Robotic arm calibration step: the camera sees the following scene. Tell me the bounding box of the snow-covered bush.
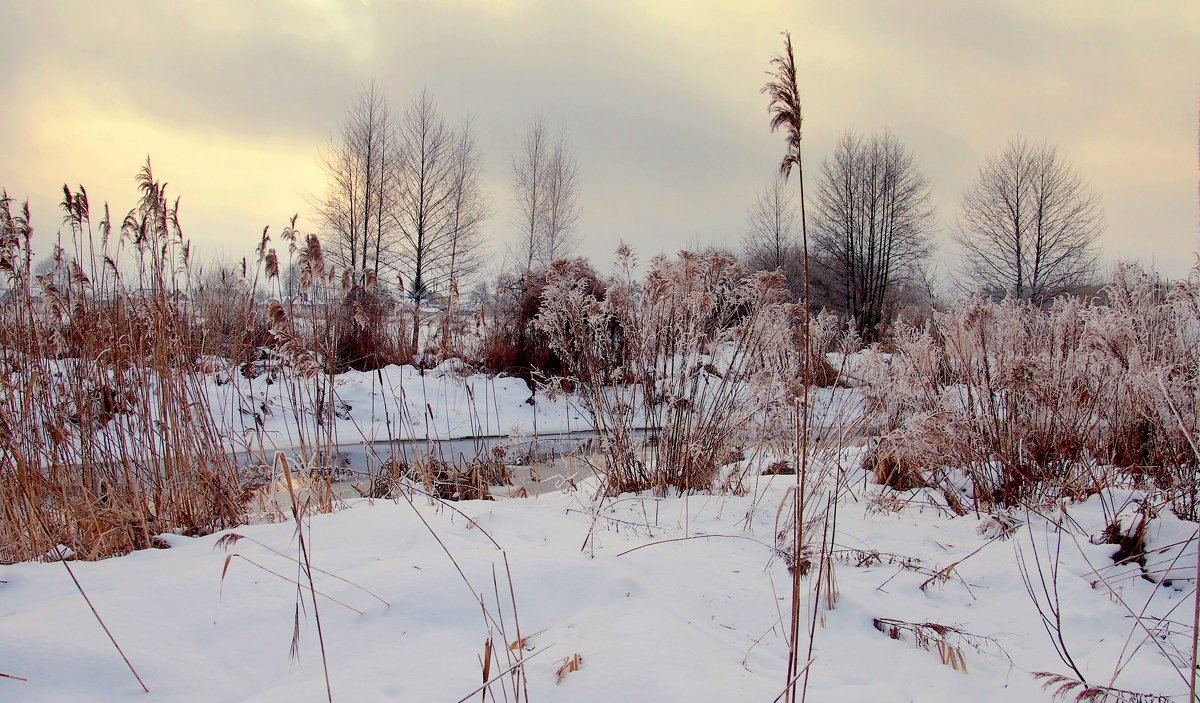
[861,261,1200,516]
[536,246,802,494]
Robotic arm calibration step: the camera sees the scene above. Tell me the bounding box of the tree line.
[315,79,1103,346]
[315,83,581,342]
[743,130,1104,341]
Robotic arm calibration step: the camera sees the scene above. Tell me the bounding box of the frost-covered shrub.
[861,261,1200,516]
[479,259,605,380]
[863,296,1097,507]
[536,246,801,494]
[1085,263,1200,517]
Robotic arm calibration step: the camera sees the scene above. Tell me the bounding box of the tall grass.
[0,162,553,562]
[0,164,242,562]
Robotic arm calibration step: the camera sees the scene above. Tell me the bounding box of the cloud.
[1,0,1196,280]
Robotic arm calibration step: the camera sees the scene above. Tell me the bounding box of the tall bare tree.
[389,92,493,349]
[512,117,548,273]
[541,132,581,264]
[317,86,493,349]
[317,85,491,309]
[742,174,801,293]
[955,136,1102,303]
[394,90,456,347]
[444,116,491,293]
[371,97,401,279]
[316,114,361,272]
[811,130,934,340]
[316,81,396,285]
[511,117,580,271]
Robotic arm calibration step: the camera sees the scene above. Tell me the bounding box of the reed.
[0,165,242,562]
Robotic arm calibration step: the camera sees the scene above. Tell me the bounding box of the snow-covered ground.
[206,359,864,455]
[207,360,590,453]
[3,354,1194,701]
[2,461,1193,702]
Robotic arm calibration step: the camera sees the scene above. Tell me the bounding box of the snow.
[1,461,1193,701]
[2,353,1193,701]
[1146,509,1200,584]
[9,355,866,467]
[203,359,864,460]
[207,361,591,453]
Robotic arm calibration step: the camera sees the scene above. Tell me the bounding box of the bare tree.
[512,117,548,273]
[316,81,397,285]
[811,130,934,340]
[371,97,401,279]
[394,90,456,347]
[955,136,1102,303]
[742,174,801,293]
[443,116,491,293]
[315,118,360,272]
[511,117,580,271]
[317,86,492,350]
[541,132,581,264]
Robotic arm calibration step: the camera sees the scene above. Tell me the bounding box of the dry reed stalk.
[452,646,550,703]
[480,637,493,702]
[762,29,815,703]
[279,453,334,702]
[215,532,390,607]
[384,462,532,702]
[46,539,149,693]
[553,653,582,684]
[1,168,243,563]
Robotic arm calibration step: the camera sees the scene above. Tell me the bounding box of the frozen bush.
[535,246,803,494]
[861,261,1200,516]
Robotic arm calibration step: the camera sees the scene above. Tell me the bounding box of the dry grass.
[554,653,582,684]
[0,169,243,563]
[0,163,538,562]
[364,455,512,502]
[1031,672,1172,703]
[873,618,970,672]
[0,167,416,562]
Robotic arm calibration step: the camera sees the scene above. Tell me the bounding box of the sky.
[2,0,1198,282]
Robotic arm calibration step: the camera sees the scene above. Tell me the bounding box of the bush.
[330,279,412,372]
[191,264,272,367]
[536,247,801,494]
[860,262,1200,515]
[479,259,605,380]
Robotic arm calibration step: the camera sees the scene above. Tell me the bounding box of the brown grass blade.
[554,653,582,684]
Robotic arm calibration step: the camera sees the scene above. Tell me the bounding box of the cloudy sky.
[2,1,1198,281]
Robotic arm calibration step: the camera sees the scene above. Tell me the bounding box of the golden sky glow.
[2,0,1198,278]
